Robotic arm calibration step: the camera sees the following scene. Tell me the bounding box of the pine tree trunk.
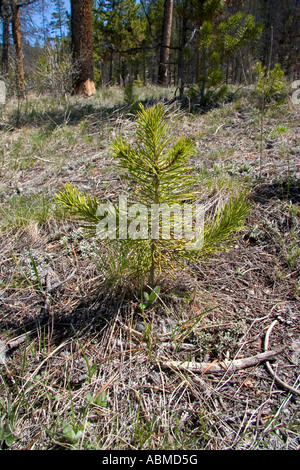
[178,14,188,99]
[158,0,174,85]
[71,0,96,96]
[1,1,10,76]
[11,2,25,97]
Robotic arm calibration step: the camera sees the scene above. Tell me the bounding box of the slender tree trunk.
[178,14,188,99]
[158,0,174,85]
[71,0,96,96]
[11,2,25,97]
[109,48,114,84]
[199,46,207,105]
[195,46,201,83]
[2,1,10,76]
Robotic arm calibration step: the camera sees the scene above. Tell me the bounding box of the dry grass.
[0,87,299,450]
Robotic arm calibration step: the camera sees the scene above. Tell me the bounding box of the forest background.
[0,0,299,100]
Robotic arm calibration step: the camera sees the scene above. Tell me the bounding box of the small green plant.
[139,285,161,359]
[85,390,108,408]
[124,81,139,110]
[253,61,287,177]
[139,286,160,310]
[0,417,15,448]
[56,103,249,289]
[60,421,83,446]
[0,384,18,449]
[0,404,16,449]
[72,327,97,384]
[134,75,144,88]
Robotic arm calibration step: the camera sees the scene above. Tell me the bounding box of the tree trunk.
[11,2,25,97]
[1,1,10,76]
[71,0,96,96]
[199,46,207,105]
[158,0,174,85]
[178,13,188,99]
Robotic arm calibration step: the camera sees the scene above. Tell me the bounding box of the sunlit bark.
[71,0,96,96]
[11,1,25,97]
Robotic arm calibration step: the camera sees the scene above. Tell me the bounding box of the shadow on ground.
[0,289,125,356]
[4,96,179,131]
[251,178,300,204]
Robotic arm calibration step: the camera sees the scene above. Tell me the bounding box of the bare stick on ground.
[161,348,285,375]
[264,320,300,397]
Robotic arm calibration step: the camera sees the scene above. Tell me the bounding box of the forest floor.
[0,86,299,450]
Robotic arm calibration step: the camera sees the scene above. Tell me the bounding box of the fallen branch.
[264,320,300,397]
[161,348,285,375]
[32,154,55,163]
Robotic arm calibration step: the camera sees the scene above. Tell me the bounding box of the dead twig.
[31,155,55,164]
[41,270,52,317]
[160,348,285,375]
[264,320,300,397]
[48,267,77,293]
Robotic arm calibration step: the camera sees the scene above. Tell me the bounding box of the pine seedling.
[254,62,287,178]
[56,103,249,289]
[124,81,139,110]
[110,103,199,285]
